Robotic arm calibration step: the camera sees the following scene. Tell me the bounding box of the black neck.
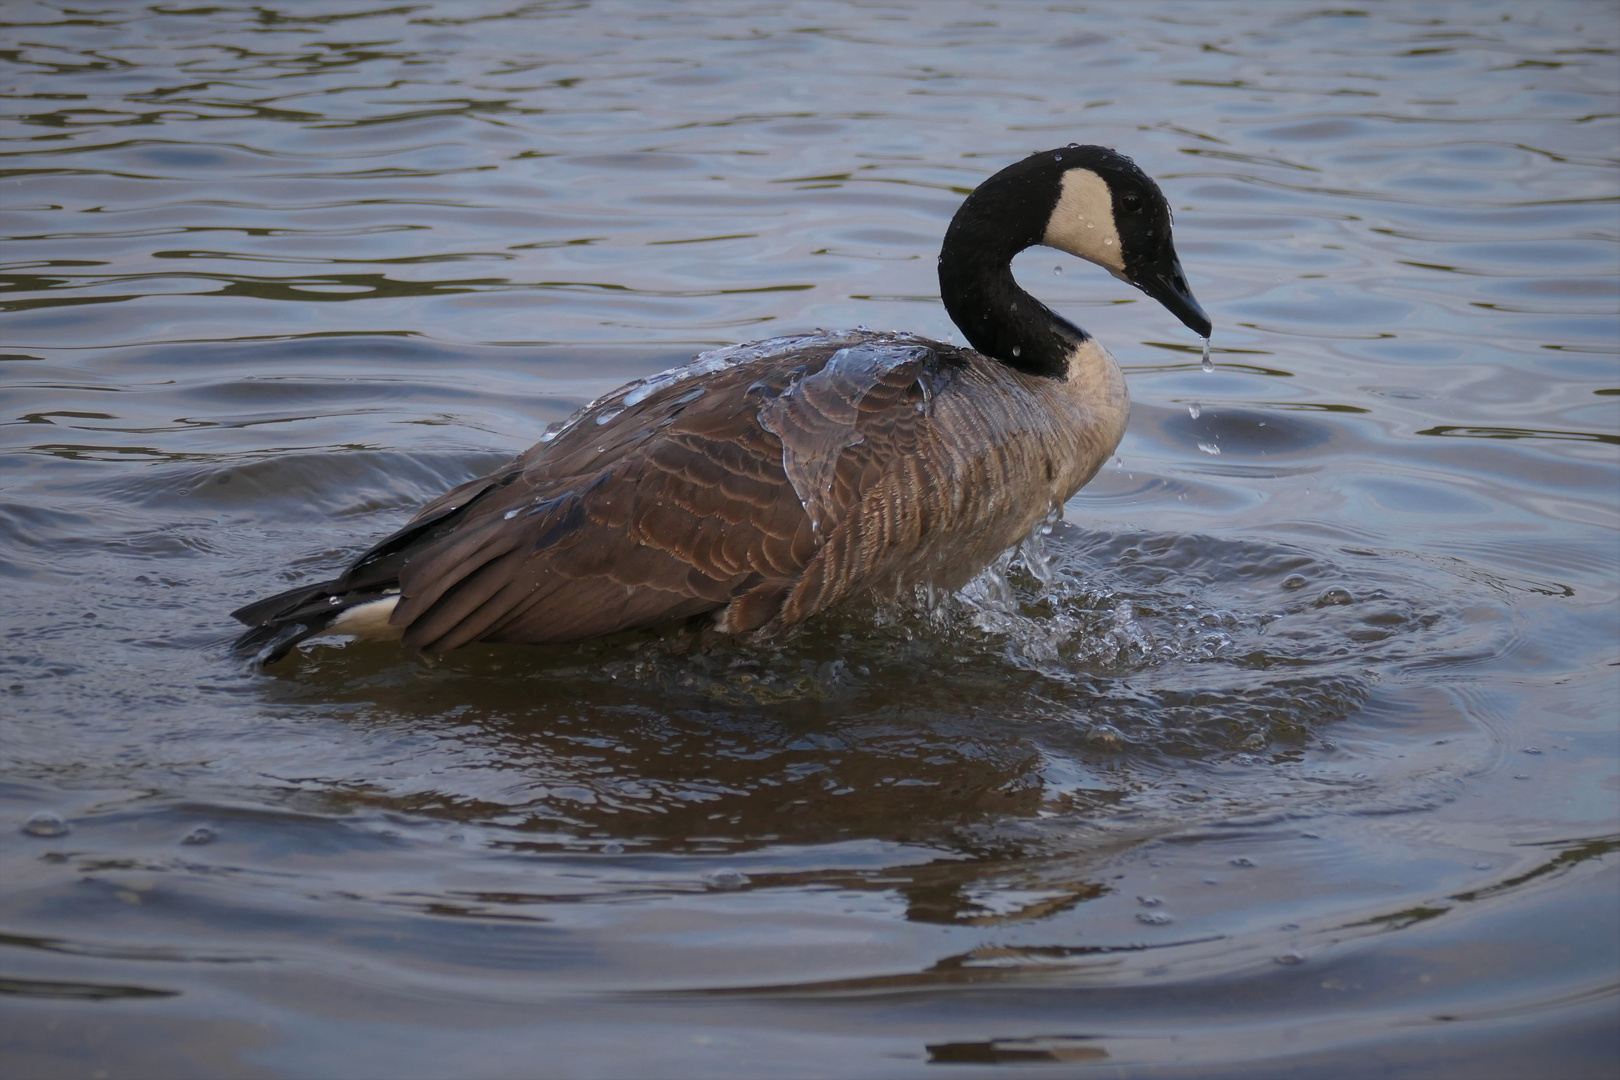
[937,176,1089,380]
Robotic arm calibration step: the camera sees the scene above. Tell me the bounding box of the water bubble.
[1201,338,1214,373]
[600,841,624,855]
[1275,952,1306,966]
[1229,856,1256,868]
[1136,895,1164,908]
[1053,264,1063,276]
[703,868,750,890]
[1188,402,1201,419]
[1314,587,1354,607]
[181,826,214,846]
[1282,575,1308,590]
[1522,746,1542,755]
[1136,911,1174,926]
[22,811,68,838]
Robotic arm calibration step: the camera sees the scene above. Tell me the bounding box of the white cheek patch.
[1042,168,1127,277]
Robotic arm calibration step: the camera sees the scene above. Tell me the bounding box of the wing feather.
[238,332,973,658]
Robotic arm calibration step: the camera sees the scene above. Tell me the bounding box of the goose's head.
[1041,145,1211,338]
[941,144,1212,345]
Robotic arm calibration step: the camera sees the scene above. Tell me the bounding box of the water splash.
[758,341,933,537]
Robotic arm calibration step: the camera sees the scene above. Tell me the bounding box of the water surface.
[2,2,1617,1077]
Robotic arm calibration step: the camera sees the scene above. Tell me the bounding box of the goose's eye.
[1121,191,1143,214]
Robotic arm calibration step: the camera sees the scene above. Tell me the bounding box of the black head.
[942,145,1212,343]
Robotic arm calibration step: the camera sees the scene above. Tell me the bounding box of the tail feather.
[232,620,318,665]
[230,475,515,663]
[230,581,398,664]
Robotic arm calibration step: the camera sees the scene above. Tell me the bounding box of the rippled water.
[3,2,1617,1076]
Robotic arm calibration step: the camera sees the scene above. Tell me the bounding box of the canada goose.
[233,144,1210,662]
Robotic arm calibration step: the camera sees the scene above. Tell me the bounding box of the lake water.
[2,1,1616,1076]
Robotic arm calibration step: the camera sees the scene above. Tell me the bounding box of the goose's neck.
[938,232,1088,380]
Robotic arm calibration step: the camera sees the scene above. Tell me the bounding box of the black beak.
[1134,254,1212,339]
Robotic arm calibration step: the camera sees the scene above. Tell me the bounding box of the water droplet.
[1053,264,1063,276]
[22,812,68,838]
[1201,338,1214,373]
[1010,345,1022,357]
[503,508,521,520]
[1197,442,1220,456]
[1188,402,1201,419]
[181,826,214,846]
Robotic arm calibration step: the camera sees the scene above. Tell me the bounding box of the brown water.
[2,2,1617,1077]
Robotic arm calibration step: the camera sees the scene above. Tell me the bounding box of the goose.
[232,144,1210,663]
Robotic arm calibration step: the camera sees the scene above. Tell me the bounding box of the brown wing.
[386,333,957,653]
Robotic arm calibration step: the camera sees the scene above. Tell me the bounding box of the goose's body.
[234,145,1209,662]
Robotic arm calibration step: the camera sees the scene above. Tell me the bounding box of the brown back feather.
[387,333,958,653]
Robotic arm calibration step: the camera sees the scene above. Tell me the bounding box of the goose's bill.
[1136,257,1212,339]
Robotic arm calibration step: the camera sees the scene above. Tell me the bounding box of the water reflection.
[928,1037,1107,1065]
[237,518,1491,868]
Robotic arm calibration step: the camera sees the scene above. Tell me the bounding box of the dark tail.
[231,473,518,664]
[230,581,394,664]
